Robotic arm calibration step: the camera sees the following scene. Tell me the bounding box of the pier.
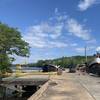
[28,71,100,100]
[0,71,100,100]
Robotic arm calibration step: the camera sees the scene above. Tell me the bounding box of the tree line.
[27,56,94,68]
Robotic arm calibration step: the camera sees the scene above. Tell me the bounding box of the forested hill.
[27,56,94,68]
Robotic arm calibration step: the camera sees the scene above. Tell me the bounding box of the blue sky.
[0,0,100,64]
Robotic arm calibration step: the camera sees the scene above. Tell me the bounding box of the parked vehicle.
[87,53,100,76]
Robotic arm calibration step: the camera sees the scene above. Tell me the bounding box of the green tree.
[0,23,30,73]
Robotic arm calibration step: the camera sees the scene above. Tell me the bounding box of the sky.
[0,0,100,64]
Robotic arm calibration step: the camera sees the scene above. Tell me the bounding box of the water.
[0,85,38,100]
[0,67,44,99]
[11,67,42,72]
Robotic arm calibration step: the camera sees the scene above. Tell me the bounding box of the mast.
[85,46,87,62]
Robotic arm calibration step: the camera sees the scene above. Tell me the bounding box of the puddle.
[49,82,57,86]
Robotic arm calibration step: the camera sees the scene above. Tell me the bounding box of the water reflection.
[0,85,38,100]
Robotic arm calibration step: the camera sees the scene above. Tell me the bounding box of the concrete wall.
[28,80,49,100]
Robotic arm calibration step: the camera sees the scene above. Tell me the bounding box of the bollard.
[57,68,62,75]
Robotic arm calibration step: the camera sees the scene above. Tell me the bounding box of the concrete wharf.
[29,71,100,100]
[1,75,49,86]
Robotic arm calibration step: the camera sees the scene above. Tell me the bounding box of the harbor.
[0,0,100,100]
[0,65,100,100]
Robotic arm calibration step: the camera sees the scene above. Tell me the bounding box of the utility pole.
[85,46,87,62]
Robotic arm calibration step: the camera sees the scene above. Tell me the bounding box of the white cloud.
[96,46,100,52]
[86,39,97,44]
[11,7,98,64]
[67,18,91,40]
[55,8,58,14]
[49,41,68,48]
[23,22,68,48]
[75,47,85,52]
[12,54,44,64]
[78,0,96,11]
[49,24,63,39]
[56,15,68,22]
[23,10,95,49]
[49,8,68,22]
[75,46,95,52]
[24,17,95,48]
[70,43,78,47]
